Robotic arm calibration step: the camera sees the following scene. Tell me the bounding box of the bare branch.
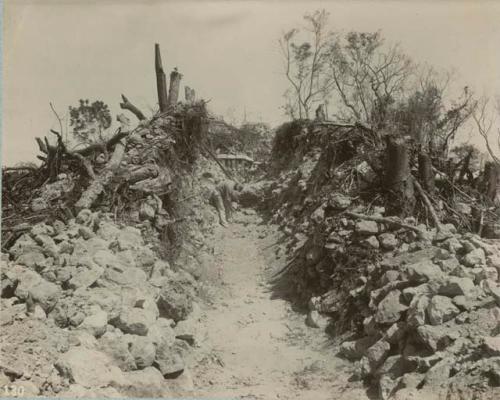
[120,94,146,120]
[50,102,64,139]
[473,97,500,164]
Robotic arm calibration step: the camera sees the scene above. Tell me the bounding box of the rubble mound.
[1,103,226,396]
[266,121,500,399]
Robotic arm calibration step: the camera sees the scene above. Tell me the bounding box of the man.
[210,180,243,226]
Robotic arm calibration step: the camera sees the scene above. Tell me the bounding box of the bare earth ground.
[189,212,369,400]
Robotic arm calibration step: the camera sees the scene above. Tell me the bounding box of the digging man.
[211,180,243,226]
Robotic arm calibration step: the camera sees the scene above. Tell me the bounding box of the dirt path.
[190,212,369,400]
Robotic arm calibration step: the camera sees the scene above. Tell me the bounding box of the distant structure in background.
[216,153,255,172]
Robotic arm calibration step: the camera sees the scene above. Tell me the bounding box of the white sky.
[3,0,500,165]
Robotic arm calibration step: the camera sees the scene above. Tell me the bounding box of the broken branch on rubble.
[75,114,132,210]
[120,94,146,121]
[344,211,425,234]
[413,179,442,232]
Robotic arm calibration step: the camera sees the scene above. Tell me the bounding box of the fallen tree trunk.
[344,211,425,235]
[122,164,159,184]
[75,114,131,210]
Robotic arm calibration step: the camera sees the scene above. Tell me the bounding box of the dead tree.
[75,114,131,210]
[168,68,182,107]
[155,44,168,112]
[36,135,63,181]
[384,135,415,216]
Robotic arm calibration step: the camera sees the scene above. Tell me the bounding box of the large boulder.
[102,266,148,287]
[147,318,176,347]
[427,295,460,325]
[376,356,405,399]
[80,306,108,338]
[174,318,203,346]
[378,233,398,250]
[68,266,104,290]
[16,250,48,269]
[55,347,125,388]
[403,261,444,283]
[375,290,408,324]
[154,341,185,376]
[157,283,193,322]
[74,288,122,321]
[98,334,136,371]
[9,234,41,259]
[115,227,144,251]
[7,265,61,312]
[407,295,429,327]
[356,220,379,235]
[339,336,379,361]
[462,248,486,267]
[70,237,109,263]
[113,307,156,336]
[438,277,475,297]
[483,336,500,356]
[361,339,391,376]
[416,325,459,353]
[129,336,156,369]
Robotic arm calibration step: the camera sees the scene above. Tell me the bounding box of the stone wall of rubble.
[268,122,500,399]
[1,109,225,396]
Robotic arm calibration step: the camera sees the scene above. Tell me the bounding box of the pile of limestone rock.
[304,206,500,399]
[0,208,205,397]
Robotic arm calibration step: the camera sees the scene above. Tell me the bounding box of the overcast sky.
[4,0,500,165]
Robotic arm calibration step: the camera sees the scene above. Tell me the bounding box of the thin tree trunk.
[155,44,168,112]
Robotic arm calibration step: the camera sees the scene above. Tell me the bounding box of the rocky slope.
[266,121,500,399]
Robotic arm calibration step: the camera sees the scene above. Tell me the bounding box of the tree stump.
[418,152,434,193]
[384,135,415,216]
[482,161,500,206]
[168,68,182,107]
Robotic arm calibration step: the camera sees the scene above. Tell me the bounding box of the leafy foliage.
[69,99,112,144]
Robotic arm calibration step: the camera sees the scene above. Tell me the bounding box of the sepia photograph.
[2,1,500,399]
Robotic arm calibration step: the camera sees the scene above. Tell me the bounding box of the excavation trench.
[186,211,367,400]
